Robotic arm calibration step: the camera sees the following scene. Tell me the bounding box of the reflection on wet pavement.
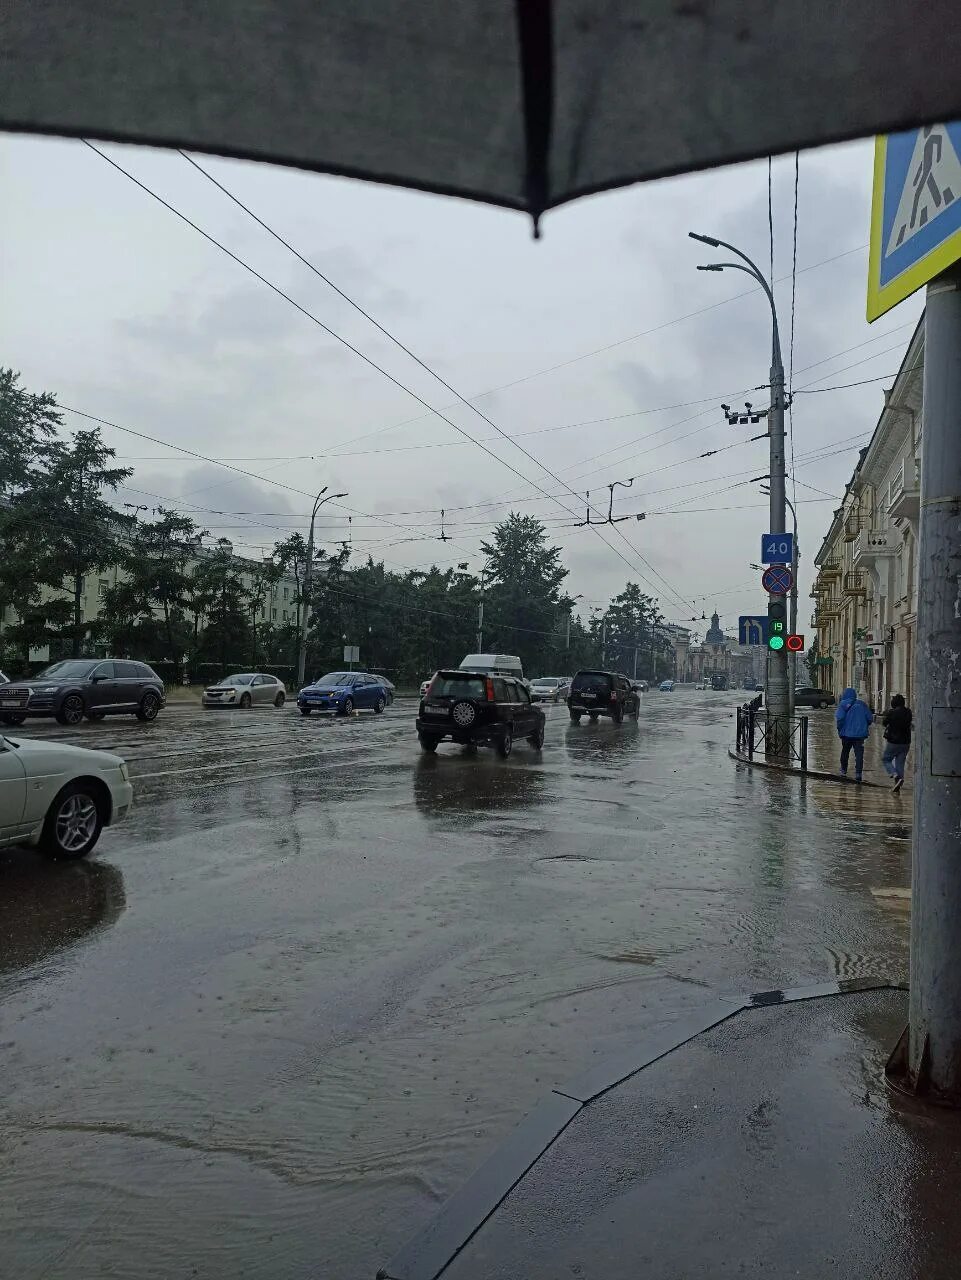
[0,692,912,1277]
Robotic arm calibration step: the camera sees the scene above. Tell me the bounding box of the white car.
[0,734,133,859]
[529,677,569,702]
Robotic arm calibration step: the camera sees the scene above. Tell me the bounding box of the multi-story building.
[812,318,922,707]
[0,529,302,662]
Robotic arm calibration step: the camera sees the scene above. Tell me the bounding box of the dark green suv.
[568,670,640,723]
[416,670,545,757]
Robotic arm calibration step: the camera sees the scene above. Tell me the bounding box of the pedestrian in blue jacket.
[835,687,874,782]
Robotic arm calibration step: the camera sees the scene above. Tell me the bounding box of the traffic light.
[767,599,786,651]
[786,633,805,652]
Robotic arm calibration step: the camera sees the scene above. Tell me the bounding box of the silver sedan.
[202,673,287,709]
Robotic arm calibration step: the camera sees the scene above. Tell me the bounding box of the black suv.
[416,670,545,757]
[568,670,640,723]
[1,659,166,726]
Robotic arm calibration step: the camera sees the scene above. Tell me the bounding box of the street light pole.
[296,488,348,688]
[690,232,790,754]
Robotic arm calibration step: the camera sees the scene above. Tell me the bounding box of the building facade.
[686,613,756,685]
[812,319,922,708]
[0,533,302,663]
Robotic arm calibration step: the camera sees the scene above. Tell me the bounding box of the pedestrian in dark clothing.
[881,694,912,792]
[835,686,874,782]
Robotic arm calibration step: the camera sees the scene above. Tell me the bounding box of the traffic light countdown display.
[767,599,803,651]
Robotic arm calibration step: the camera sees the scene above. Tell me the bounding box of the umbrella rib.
[515,0,554,232]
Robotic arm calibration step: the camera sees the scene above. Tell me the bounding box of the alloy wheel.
[55,793,98,853]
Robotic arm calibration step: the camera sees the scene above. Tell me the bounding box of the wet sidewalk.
[805,710,913,790]
[383,986,961,1280]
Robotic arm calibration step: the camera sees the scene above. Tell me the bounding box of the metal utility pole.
[904,265,961,1102]
[601,617,607,667]
[476,600,484,651]
[690,231,789,755]
[296,487,348,688]
[764,486,799,706]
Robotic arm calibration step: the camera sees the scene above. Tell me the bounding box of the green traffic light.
[768,635,785,651]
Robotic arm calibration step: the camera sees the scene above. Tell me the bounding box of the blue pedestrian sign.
[868,122,961,321]
[739,616,769,646]
[761,532,794,564]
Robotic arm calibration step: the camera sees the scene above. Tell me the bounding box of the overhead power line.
[86,141,691,609]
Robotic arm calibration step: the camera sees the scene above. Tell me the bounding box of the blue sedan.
[297,671,390,716]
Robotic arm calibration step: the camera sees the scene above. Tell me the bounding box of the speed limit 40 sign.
[761,532,794,564]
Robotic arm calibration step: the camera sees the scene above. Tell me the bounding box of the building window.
[98,579,109,600]
[282,610,289,622]
[271,607,277,620]
[283,587,289,601]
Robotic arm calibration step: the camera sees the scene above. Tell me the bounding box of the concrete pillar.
[907,266,961,1101]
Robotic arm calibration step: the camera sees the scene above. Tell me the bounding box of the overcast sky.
[0,130,923,640]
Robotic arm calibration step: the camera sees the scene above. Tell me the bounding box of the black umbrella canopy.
[2,1,959,225]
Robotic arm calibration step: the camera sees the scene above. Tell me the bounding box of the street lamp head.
[332,492,348,499]
[696,263,724,272]
[688,231,721,248]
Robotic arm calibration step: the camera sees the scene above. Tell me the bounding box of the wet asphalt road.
[0,691,912,1278]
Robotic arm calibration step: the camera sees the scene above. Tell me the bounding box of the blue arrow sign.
[761,532,794,564]
[739,616,769,646]
[868,123,961,320]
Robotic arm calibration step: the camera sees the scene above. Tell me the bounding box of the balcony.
[889,461,920,522]
[843,512,865,541]
[820,558,842,578]
[843,570,868,597]
[852,529,897,567]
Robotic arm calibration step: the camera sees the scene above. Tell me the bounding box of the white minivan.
[459,654,525,681]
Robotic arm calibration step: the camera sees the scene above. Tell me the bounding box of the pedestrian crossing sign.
[868,122,961,320]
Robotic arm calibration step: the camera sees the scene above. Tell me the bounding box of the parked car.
[458,653,524,680]
[202,672,286,709]
[298,671,390,716]
[0,659,166,726]
[0,731,133,858]
[529,676,569,702]
[694,679,708,690]
[631,679,649,693]
[417,670,544,756]
[794,686,836,708]
[420,678,433,699]
[567,670,640,723]
[659,679,675,691]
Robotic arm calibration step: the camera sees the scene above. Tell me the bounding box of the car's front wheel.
[340,697,354,716]
[40,782,104,859]
[497,728,513,758]
[136,692,160,722]
[239,692,252,709]
[56,694,85,726]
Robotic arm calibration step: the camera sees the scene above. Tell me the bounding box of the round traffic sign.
[761,563,794,594]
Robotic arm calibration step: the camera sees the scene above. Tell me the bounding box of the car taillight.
[486,678,495,701]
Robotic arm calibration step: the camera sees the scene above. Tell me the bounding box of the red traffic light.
[786,633,805,652]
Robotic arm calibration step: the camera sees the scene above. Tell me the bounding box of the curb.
[728,746,886,787]
[378,979,907,1280]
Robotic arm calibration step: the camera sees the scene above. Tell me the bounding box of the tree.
[188,540,252,675]
[0,367,62,497]
[98,507,202,667]
[598,583,661,677]
[480,513,570,674]
[7,429,133,656]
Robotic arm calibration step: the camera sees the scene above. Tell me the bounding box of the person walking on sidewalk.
[881,693,912,792]
[835,687,874,783]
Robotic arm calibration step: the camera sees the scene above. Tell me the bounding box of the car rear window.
[572,671,613,693]
[429,674,486,699]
